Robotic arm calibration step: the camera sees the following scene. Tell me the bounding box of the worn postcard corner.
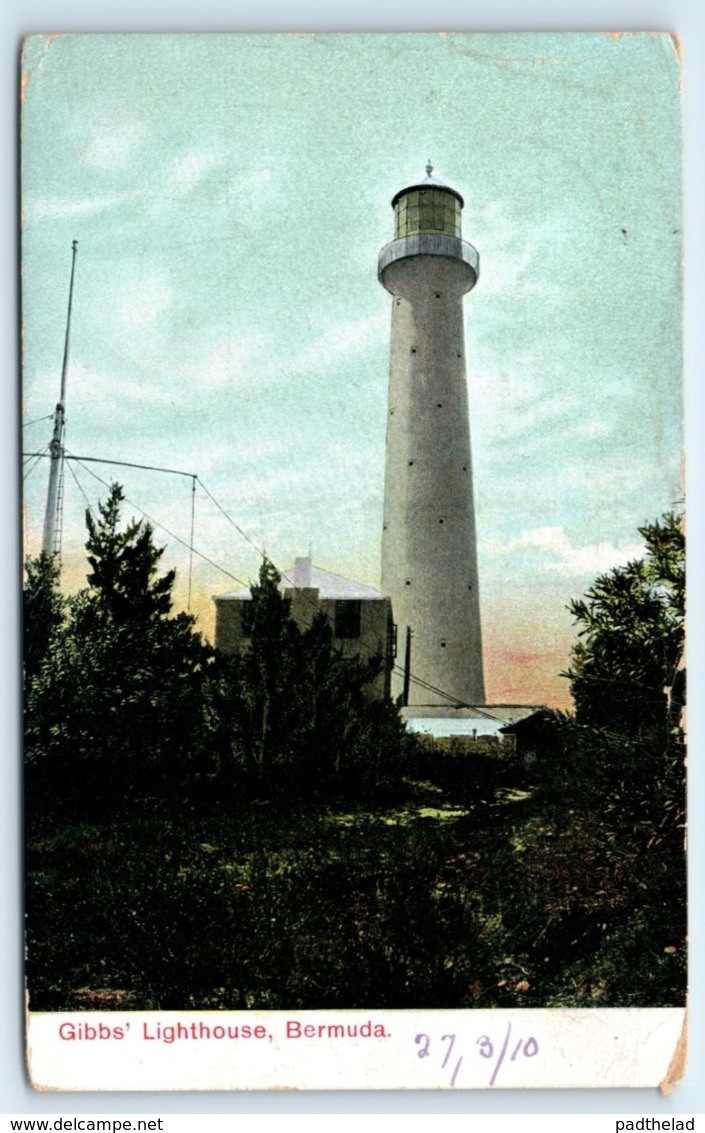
[659,1010,688,1096]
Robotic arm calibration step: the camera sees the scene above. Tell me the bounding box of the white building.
[213,557,394,699]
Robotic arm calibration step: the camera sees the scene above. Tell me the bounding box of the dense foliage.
[24,501,686,1011]
[524,511,686,1004]
[25,486,218,812]
[564,511,685,734]
[219,559,406,799]
[24,484,406,811]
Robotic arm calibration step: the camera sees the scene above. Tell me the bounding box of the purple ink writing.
[415,1022,539,1087]
[477,1021,539,1086]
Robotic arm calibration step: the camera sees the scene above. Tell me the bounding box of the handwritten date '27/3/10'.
[415,1022,539,1088]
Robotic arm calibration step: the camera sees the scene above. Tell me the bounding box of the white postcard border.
[27,1008,686,1092]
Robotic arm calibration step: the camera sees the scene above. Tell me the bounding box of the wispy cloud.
[176,332,261,390]
[287,312,387,377]
[116,276,174,332]
[154,157,274,213]
[473,384,572,444]
[509,526,645,575]
[79,119,146,170]
[559,457,670,494]
[30,361,180,416]
[173,310,387,396]
[168,148,222,197]
[472,201,570,299]
[25,192,137,222]
[226,167,273,197]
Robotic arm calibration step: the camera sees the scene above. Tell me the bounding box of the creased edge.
[659,1008,687,1094]
[669,32,683,66]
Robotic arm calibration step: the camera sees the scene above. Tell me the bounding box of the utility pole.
[402,625,412,708]
[42,239,78,558]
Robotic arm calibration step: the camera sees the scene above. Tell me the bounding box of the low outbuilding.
[213,557,395,699]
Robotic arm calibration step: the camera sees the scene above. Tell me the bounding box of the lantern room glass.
[394,189,461,239]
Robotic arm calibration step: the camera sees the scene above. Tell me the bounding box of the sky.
[20,32,683,708]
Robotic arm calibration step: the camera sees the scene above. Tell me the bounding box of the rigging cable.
[65,456,96,519]
[393,665,466,708]
[23,445,49,479]
[28,449,483,702]
[196,477,265,559]
[195,476,327,620]
[392,664,502,716]
[67,452,249,590]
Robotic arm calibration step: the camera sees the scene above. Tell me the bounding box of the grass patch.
[26,770,685,1011]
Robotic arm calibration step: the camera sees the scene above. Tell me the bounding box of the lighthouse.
[379,165,485,707]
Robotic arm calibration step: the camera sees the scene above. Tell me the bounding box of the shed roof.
[215,557,386,602]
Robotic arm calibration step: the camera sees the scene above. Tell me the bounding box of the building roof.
[498,709,557,736]
[401,704,545,725]
[400,705,546,736]
[214,557,386,602]
[391,164,464,209]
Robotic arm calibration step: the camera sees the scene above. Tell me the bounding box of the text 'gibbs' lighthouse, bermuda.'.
[379,164,485,708]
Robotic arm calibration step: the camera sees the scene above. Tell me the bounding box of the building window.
[334,599,361,640]
[240,602,254,638]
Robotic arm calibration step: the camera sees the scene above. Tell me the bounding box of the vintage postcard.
[21,33,685,1091]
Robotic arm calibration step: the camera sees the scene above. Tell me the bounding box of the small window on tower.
[335,600,361,640]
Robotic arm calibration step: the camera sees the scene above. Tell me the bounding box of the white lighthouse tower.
[379,165,485,707]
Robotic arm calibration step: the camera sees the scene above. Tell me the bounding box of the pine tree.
[23,552,64,684]
[226,559,404,797]
[25,485,218,811]
[83,483,174,625]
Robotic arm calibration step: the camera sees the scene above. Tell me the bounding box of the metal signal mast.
[42,239,78,558]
